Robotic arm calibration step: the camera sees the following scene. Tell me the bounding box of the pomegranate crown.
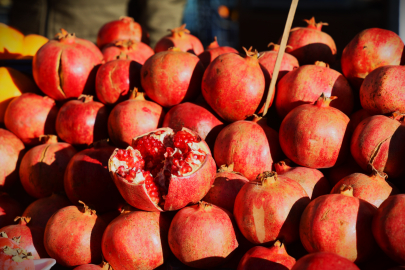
[39,135,58,144]
[169,24,190,37]
[115,39,138,49]
[242,46,262,59]
[390,111,405,122]
[217,163,243,176]
[55,28,75,40]
[339,185,354,197]
[267,42,293,51]
[256,171,277,186]
[14,216,31,226]
[315,93,337,107]
[119,16,135,23]
[207,37,220,50]
[79,200,97,215]
[304,17,328,30]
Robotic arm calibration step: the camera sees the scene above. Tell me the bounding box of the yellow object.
[21,34,49,58]
[0,23,24,59]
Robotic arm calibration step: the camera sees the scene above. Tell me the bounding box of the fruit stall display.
[0,12,405,270]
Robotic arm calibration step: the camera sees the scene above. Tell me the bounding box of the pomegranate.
[44,201,107,267]
[0,128,25,190]
[214,120,273,181]
[168,202,238,268]
[33,29,103,101]
[109,127,216,212]
[202,164,249,213]
[0,193,22,228]
[154,24,203,55]
[64,140,125,213]
[102,210,170,270]
[341,28,404,90]
[4,93,58,145]
[19,135,76,198]
[279,94,350,168]
[234,172,310,245]
[274,159,330,199]
[198,37,238,68]
[55,95,109,146]
[202,47,266,122]
[275,61,354,118]
[253,115,284,163]
[141,47,204,107]
[285,17,337,65]
[22,193,71,229]
[300,186,378,263]
[97,16,149,48]
[108,90,165,148]
[73,261,111,270]
[291,252,360,270]
[101,39,154,64]
[325,154,366,187]
[0,233,35,270]
[95,53,142,106]
[351,113,405,178]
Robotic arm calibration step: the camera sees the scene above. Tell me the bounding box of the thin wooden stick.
[262,0,299,116]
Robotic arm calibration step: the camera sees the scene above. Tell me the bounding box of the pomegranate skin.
[73,262,110,270]
[325,155,366,187]
[279,94,350,169]
[348,109,371,134]
[214,121,273,181]
[198,38,238,68]
[360,65,405,115]
[56,96,109,146]
[0,236,35,270]
[291,252,360,270]
[275,63,354,118]
[168,202,238,269]
[44,203,108,267]
[234,172,310,245]
[0,193,23,228]
[101,40,154,64]
[33,30,103,101]
[4,93,58,145]
[0,129,25,190]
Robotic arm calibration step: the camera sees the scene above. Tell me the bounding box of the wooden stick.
[262,0,299,116]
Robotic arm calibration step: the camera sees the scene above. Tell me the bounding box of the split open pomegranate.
[109,127,216,212]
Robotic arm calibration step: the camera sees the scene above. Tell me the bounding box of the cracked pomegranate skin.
[101,41,154,64]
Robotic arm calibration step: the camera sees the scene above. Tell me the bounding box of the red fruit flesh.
[291,252,360,270]
[109,127,216,211]
[275,62,354,118]
[44,202,107,267]
[0,193,22,228]
[4,93,58,145]
[0,234,35,270]
[234,172,310,245]
[33,29,103,101]
[168,202,239,269]
[341,28,404,90]
[198,37,238,68]
[108,92,165,148]
[141,47,204,107]
[0,129,25,190]
[56,95,109,146]
[101,40,154,64]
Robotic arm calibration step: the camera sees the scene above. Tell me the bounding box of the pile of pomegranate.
[1,15,405,270]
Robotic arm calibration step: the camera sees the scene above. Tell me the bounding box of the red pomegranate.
[214,120,273,181]
[19,135,77,198]
[0,129,25,190]
[141,47,204,107]
[22,193,71,229]
[202,47,266,122]
[202,164,249,213]
[253,116,285,163]
[325,154,366,187]
[279,94,350,168]
[64,141,125,213]
[102,210,170,270]
[291,252,360,270]
[154,24,203,55]
[73,262,112,270]
[234,172,310,245]
[108,91,165,148]
[274,159,330,199]
[285,17,337,65]
[97,16,149,48]
[275,61,354,118]
[351,113,405,178]
[101,39,154,64]
[95,54,142,106]
[44,201,108,267]
[55,95,109,146]
[300,186,378,263]
[0,193,22,228]
[348,109,371,134]
[341,28,404,90]
[198,37,238,68]
[109,127,216,212]
[168,202,238,268]
[4,93,58,145]
[33,29,103,101]
[360,65,405,115]
[0,233,35,270]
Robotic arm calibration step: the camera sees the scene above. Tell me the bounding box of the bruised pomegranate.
[285,17,337,65]
[33,29,103,101]
[102,210,170,270]
[234,172,310,245]
[44,201,107,267]
[300,186,378,263]
[154,24,203,55]
[0,233,34,270]
[101,39,154,64]
[4,93,58,145]
[198,37,238,68]
[168,202,238,268]
[0,193,22,228]
[109,127,216,211]
[73,262,111,270]
[291,252,360,270]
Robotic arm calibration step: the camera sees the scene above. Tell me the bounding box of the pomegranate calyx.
[39,135,58,144]
[170,24,190,38]
[14,216,31,226]
[129,87,146,101]
[390,111,405,122]
[117,51,130,60]
[78,95,94,103]
[168,47,182,52]
[304,17,328,31]
[370,166,388,180]
[78,200,97,216]
[267,43,293,51]
[339,185,354,197]
[274,160,293,174]
[257,171,277,186]
[315,61,329,67]
[218,163,235,173]
[198,201,213,209]
[99,261,113,270]
[0,232,8,238]
[207,37,220,50]
[120,204,136,214]
[119,16,134,23]
[55,29,76,40]
[242,47,261,60]
[315,93,337,107]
